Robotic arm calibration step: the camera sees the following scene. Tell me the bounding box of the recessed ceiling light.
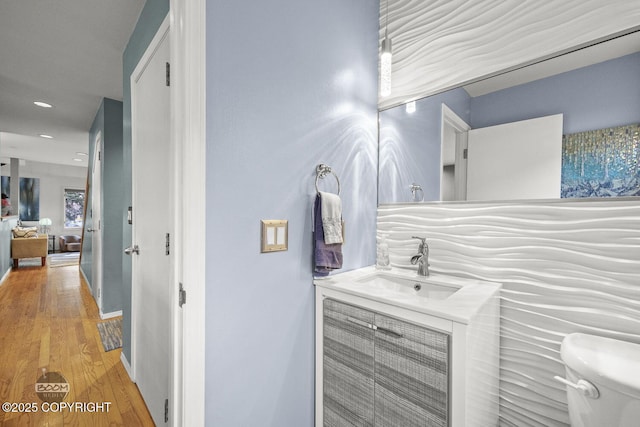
[39,134,53,139]
[34,101,53,108]
[75,152,88,156]
[73,158,83,162]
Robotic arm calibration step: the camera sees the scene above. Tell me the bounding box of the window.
[64,189,85,228]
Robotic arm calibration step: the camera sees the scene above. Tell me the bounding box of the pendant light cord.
[385,0,389,40]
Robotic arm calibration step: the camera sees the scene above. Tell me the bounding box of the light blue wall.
[379,88,470,203]
[84,98,125,314]
[82,101,103,281]
[102,99,124,313]
[121,0,169,362]
[0,217,18,279]
[205,0,379,425]
[470,52,640,133]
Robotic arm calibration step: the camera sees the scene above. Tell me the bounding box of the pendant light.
[380,0,392,97]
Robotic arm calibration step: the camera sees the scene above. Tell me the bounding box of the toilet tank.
[560,333,640,427]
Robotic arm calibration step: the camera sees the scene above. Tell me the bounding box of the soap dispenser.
[376,234,391,270]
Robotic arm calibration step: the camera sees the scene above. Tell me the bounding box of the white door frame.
[169,1,206,425]
[126,4,206,425]
[441,104,471,201]
[91,131,103,312]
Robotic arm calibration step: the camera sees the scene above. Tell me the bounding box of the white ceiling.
[0,0,146,168]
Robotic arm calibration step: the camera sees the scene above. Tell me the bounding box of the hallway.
[0,263,154,426]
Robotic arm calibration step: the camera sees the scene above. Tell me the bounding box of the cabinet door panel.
[374,314,449,427]
[323,299,375,426]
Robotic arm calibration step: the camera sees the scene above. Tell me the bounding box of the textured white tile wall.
[379,0,640,109]
[378,199,640,426]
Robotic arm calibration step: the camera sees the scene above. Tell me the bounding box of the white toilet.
[555,333,640,427]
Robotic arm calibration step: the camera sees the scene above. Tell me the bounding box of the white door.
[91,132,103,311]
[440,104,470,201]
[466,114,563,201]
[130,25,172,425]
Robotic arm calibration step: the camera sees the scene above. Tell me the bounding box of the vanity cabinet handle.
[346,317,404,338]
[375,325,404,339]
[346,316,374,330]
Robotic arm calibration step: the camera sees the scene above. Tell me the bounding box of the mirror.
[378,31,640,203]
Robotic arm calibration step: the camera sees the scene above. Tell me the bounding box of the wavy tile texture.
[379,0,640,109]
[377,199,640,427]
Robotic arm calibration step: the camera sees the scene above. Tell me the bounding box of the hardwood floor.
[0,263,154,426]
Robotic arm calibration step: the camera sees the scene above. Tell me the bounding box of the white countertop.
[314,266,501,324]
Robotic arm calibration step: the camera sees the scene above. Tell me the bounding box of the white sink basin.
[314,266,501,324]
[355,273,459,300]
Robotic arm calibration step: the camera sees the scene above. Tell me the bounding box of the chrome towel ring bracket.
[315,164,341,195]
[410,183,424,202]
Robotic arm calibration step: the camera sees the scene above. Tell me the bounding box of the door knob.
[124,245,140,255]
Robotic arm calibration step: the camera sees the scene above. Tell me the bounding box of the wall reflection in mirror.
[379,46,640,203]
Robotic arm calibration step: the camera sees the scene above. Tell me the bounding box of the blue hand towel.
[314,194,343,276]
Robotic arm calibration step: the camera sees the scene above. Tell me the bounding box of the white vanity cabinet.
[315,269,500,427]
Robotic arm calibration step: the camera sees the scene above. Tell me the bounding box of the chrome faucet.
[410,236,429,276]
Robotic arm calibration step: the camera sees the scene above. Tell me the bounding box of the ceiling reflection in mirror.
[378,31,640,203]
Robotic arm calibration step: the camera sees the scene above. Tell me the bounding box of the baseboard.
[0,267,11,287]
[100,310,123,320]
[120,352,135,382]
[79,267,90,289]
[81,269,122,321]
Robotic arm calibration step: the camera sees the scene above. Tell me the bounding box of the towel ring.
[315,164,341,195]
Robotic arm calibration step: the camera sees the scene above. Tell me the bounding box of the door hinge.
[165,62,170,86]
[179,283,186,307]
[463,148,468,159]
[165,233,170,256]
[164,398,169,423]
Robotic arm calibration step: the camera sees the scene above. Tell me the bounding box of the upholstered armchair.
[11,232,48,268]
[59,235,82,252]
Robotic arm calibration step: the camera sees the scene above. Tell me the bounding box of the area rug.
[49,252,80,268]
[96,318,123,352]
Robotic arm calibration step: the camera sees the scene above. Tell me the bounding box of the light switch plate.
[261,220,288,253]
